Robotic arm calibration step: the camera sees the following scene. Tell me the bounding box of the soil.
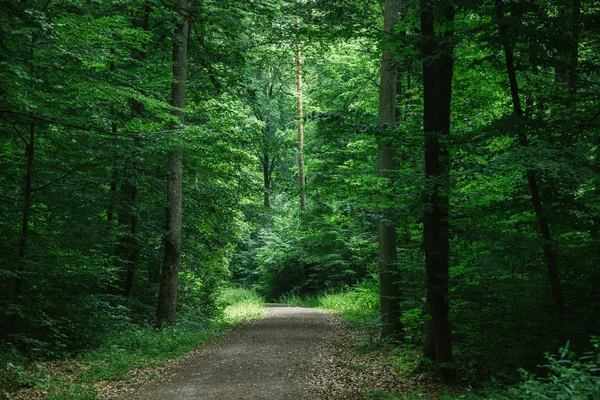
[107,306,406,400]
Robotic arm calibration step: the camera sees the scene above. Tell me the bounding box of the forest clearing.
[1,0,599,399]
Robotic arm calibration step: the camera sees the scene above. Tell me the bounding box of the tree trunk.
[377,0,403,338]
[13,120,36,332]
[555,0,580,94]
[263,151,270,207]
[296,17,306,210]
[421,0,455,382]
[107,49,118,231]
[120,178,139,298]
[157,0,189,325]
[495,0,567,337]
[107,168,118,227]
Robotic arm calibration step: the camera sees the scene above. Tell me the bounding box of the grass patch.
[2,288,265,399]
[280,280,379,328]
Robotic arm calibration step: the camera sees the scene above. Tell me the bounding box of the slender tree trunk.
[157,0,189,325]
[107,168,118,227]
[14,30,39,332]
[263,151,270,207]
[121,178,139,298]
[296,17,306,210]
[495,0,567,334]
[107,78,118,231]
[13,121,36,331]
[421,0,455,382]
[377,0,403,338]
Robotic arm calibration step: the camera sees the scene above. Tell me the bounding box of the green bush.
[511,338,600,400]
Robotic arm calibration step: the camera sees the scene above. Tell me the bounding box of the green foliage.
[1,288,264,397]
[1,0,599,396]
[511,339,600,400]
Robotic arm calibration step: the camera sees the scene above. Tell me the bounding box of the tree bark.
[495,0,567,336]
[296,17,306,210]
[377,0,403,338]
[421,0,455,382]
[157,0,189,325]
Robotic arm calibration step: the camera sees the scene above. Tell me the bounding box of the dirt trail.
[111,306,400,400]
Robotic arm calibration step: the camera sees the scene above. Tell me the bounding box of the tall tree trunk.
[495,0,567,336]
[13,121,36,332]
[157,0,189,325]
[421,0,455,382]
[377,0,403,338]
[263,151,270,207]
[296,17,306,210]
[107,49,118,231]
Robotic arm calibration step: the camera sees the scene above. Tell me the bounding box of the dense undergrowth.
[282,284,600,400]
[0,288,264,400]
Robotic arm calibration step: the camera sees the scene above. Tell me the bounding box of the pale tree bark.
[377,0,403,338]
[157,0,189,325]
[421,0,455,382]
[296,17,306,210]
[495,0,567,339]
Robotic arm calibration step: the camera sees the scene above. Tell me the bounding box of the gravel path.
[109,306,404,400]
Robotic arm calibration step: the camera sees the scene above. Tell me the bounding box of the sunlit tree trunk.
[157,0,189,325]
[495,0,567,338]
[296,17,306,210]
[377,0,403,338]
[421,0,455,382]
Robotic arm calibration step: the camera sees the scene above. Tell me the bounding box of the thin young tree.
[296,17,306,210]
[156,0,189,325]
[495,0,567,336]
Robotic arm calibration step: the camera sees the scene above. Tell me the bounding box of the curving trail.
[111,306,400,400]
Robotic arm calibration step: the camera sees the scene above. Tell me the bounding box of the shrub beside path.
[105,306,406,400]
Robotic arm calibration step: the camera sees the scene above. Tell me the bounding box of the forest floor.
[98,306,424,400]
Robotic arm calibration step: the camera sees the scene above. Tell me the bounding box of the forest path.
[110,306,399,400]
